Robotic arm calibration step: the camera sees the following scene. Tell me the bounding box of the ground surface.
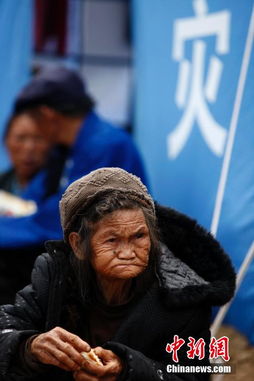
[211,325,254,381]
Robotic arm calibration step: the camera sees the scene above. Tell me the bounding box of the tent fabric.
[0,0,32,171]
[133,0,254,344]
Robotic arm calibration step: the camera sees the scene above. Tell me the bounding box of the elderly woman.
[0,168,235,381]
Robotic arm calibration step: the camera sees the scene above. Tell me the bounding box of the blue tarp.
[0,0,32,171]
[133,0,254,343]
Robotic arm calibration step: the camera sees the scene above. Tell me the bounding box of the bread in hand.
[81,349,103,366]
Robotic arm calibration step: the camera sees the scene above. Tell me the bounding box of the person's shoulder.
[27,241,70,309]
[89,112,132,143]
[155,203,197,228]
[32,241,69,281]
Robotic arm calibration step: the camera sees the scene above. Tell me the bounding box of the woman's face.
[5,114,50,181]
[90,208,151,281]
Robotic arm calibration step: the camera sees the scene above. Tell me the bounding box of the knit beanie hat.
[59,167,155,240]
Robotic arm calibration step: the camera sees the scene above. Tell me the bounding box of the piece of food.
[81,349,103,366]
[0,190,37,217]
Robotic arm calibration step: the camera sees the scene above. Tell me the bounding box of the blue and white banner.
[133,0,254,343]
[0,0,32,171]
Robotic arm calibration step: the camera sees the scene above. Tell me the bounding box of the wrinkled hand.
[30,327,91,372]
[73,347,123,381]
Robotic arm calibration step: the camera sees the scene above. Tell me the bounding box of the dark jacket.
[0,169,16,194]
[0,204,236,381]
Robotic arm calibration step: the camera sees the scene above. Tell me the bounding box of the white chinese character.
[168,0,230,159]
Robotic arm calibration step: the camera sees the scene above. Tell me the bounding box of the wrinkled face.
[5,114,50,181]
[90,209,151,281]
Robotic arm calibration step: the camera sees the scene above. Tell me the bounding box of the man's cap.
[14,66,91,113]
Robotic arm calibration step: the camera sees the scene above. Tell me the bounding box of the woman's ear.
[68,232,83,260]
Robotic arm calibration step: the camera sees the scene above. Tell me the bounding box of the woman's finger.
[93,347,123,375]
[30,328,91,370]
[32,348,75,372]
[55,339,89,368]
[56,327,90,352]
[93,347,115,363]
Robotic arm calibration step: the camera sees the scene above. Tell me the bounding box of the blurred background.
[0,0,254,379]
[0,0,134,171]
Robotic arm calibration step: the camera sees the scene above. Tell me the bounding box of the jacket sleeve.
[0,253,51,379]
[105,307,211,381]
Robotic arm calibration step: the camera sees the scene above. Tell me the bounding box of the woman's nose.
[22,138,37,152]
[116,244,136,259]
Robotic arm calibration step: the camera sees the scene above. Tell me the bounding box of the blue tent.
[0,0,32,171]
[133,0,254,343]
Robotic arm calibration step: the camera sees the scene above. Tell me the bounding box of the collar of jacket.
[45,204,235,308]
[154,203,235,307]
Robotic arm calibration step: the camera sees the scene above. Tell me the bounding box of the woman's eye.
[107,237,116,243]
[135,232,144,239]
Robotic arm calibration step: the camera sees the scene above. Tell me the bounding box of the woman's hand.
[29,326,91,372]
[73,347,123,381]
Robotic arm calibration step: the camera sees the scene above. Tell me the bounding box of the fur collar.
[155,203,236,307]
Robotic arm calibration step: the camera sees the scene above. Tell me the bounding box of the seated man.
[0,67,148,303]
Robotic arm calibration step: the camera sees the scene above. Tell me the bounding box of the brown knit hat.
[59,167,155,240]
